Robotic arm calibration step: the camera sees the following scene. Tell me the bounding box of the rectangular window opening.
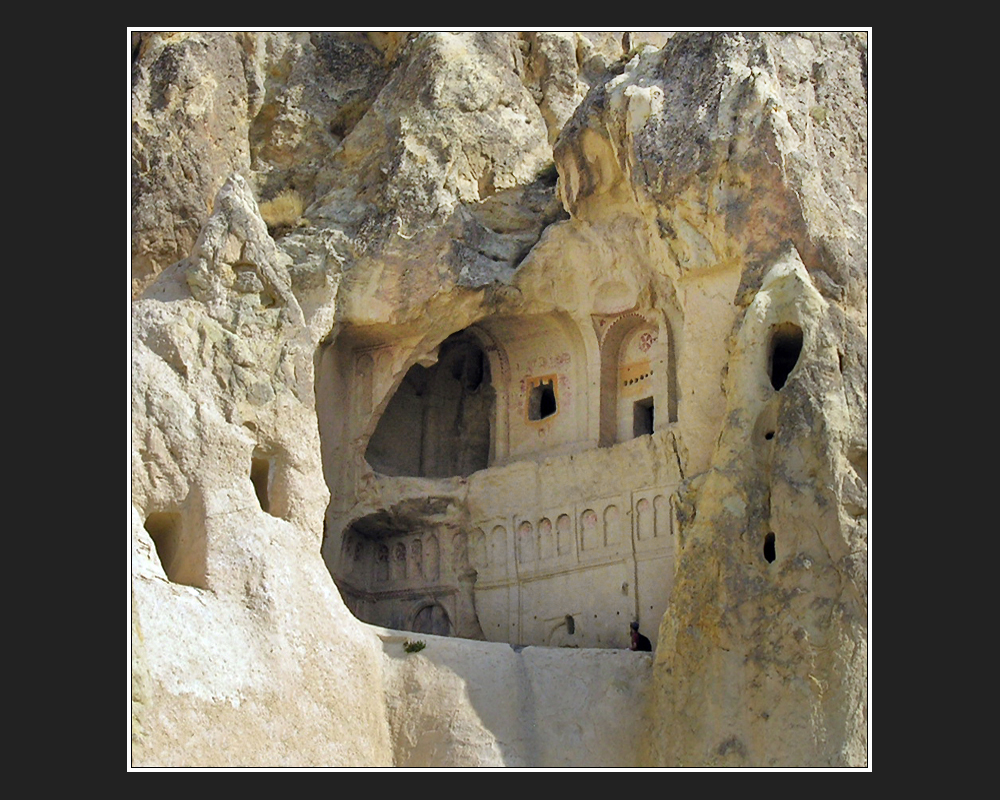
[528,377,558,421]
[633,397,654,437]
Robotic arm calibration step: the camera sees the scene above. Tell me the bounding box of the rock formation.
[130,30,868,768]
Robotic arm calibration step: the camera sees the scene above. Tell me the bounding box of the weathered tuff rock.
[130,31,868,767]
[547,33,867,765]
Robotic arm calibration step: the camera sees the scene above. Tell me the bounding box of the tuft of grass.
[259,189,304,228]
[403,639,426,654]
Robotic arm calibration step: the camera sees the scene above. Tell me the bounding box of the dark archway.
[411,603,451,636]
[366,331,494,478]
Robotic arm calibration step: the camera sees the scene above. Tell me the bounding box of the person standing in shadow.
[630,620,652,651]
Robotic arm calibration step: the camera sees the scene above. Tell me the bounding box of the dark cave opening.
[769,324,803,390]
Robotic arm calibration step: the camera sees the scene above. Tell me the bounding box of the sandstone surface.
[130,31,868,768]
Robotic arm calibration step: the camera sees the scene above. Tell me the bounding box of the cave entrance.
[365,331,494,478]
[769,323,803,390]
[333,503,481,640]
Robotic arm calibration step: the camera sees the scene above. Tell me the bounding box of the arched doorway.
[411,603,451,636]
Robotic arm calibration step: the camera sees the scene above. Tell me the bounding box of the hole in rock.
[250,455,271,514]
[764,532,776,563]
[764,431,775,441]
[633,397,654,437]
[566,615,575,635]
[769,323,803,390]
[145,512,181,580]
[144,512,206,588]
[528,378,557,421]
[366,332,493,478]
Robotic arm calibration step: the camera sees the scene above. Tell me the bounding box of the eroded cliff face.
[547,32,867,767]
[130,31,867,768]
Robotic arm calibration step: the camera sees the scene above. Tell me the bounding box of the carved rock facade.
[131,31,868,768]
